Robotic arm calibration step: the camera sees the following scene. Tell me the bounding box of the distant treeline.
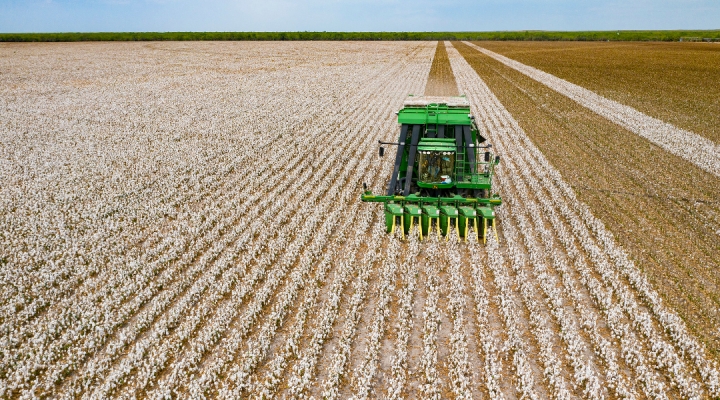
[2,30,720,42]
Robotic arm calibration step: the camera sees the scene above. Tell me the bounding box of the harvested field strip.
[448,41,720,397]
[475,41,720,144]
[463,41,720,178]
[425,41,459,97]
[453,40,720,363]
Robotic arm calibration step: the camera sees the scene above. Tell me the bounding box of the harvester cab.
[362,95,502,242]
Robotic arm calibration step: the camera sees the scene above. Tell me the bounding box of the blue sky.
[1,0,718,33]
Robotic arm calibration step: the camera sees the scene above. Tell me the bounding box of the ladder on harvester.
[425,103,442,138]
[455,145,468,183]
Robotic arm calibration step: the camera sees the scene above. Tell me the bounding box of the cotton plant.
[466,242,506,400]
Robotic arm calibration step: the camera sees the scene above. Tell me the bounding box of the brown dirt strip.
[453,41,720,362]
[425,41,459,97]
[474,41,720,144]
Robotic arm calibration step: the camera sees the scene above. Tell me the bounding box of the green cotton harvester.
[361,95,502,242]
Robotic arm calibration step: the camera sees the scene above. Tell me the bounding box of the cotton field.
[1,40,719,399]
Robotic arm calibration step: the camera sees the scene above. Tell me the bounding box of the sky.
[0,0,718,33]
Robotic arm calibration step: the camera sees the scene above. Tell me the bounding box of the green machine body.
[361,95,502,242]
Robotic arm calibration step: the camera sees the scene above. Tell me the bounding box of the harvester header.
[361,95,502,242]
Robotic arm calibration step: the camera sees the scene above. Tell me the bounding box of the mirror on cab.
[379,147,385,157]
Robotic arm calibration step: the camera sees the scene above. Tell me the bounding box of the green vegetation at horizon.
[1,30,720,42]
